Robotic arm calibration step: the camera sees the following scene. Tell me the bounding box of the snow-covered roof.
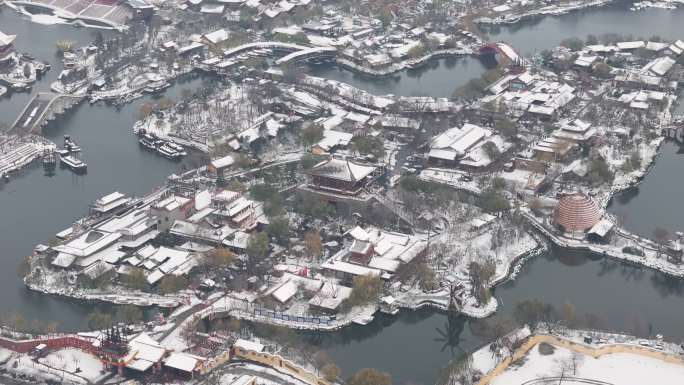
[126,333,166,371]
[561,119,591,133]
[53,230,122,258]
[428,148,459,161]
[0,31,17,47]
[431,124,490,157]
[368,256,400,272]
[142,259,157,270]
[52,252,77,268]
[92,191,130,213]
[234,339,264,352]
[194,190,211,211]
[147,269,165,284]
[154,195,191,212]
[574,54,597,67]
[81,261,114,280]
[97,247,127,264]
[616,41,645,50]
[203,29,229,44]
[563,159,589,178]
[170,220,236,243]
[588,218,614,237]
[667,40,684,55]
[271,279,298,303]
[201,4,225,14]
[96,207,151,234]
[496,42,520,62]
[348,226,370,241]
[213,189,240,203]
[210,154,235,169]
[309,158,378,182]
[187,207,215,223]
[164,352,201,372]
[321,258,383,277]
[586,44,618,53]
[153,247,191,274]
[314,130,353,152]
[223,230,250,249]
[125,256,142,266]
[645,41,668,51]
[528,104,556,116]
[643,56,676,76]
[364,53,392,66]
[127,358,155,372]
[177,42,205,55]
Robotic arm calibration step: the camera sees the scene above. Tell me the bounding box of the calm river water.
[2,3,684,385]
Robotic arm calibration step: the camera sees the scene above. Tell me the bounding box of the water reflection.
[434,313,468,356]
[552,247,591,267]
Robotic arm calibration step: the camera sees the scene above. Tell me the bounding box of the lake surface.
[607,141,684,237]
[2,3,684,384]
[307,56,490,98]
[0,9,208,329]
[489,3,684,55]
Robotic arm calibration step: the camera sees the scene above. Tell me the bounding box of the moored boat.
[59,154,87,174]
[157,143,183,160]
[138,133,158,150]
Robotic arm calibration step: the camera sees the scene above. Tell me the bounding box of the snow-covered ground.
[38,348,105,382]
[2,348,89,384]
[490,343,684,385]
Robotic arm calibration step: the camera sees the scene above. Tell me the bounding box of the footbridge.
[275,46,338,65]
[10,92,84,136]
[222,41,310,59]
[479,41,526,67]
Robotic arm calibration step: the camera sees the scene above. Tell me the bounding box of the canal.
[2,3,684,385]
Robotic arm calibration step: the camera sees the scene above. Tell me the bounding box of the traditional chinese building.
[304,157,384,197]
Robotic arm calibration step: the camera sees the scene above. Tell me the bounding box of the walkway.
[10,92,83,136]
[223,42,309,58]
[274,46,337,65]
